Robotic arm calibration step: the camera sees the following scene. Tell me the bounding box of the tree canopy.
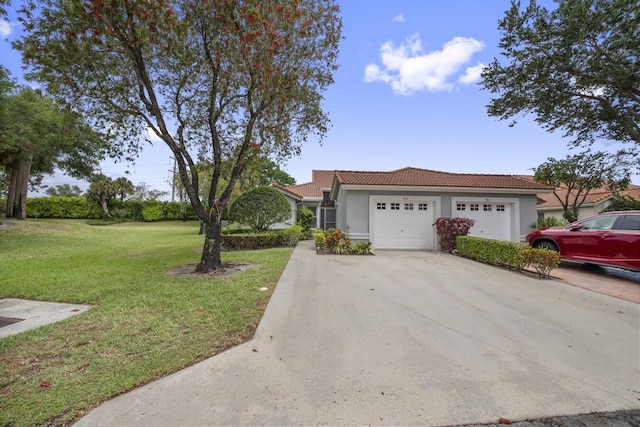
[45,184,83,197]
[229,186,292,231]
[482,0,640,154]
[0,68,106,219]
[533,150,633,221]
[15,0,342,272]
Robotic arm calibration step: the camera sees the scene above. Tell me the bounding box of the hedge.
[456,235,560,278]
[21,197,198,221]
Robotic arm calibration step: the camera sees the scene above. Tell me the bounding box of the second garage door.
[371,197,435,249]
[455,201,512,241]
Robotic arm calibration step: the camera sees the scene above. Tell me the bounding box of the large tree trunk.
[6,155,33,220]
[5,160,18,218]
[100,194,111,218]
[196,216,223,272]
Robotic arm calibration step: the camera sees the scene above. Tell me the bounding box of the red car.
[526,211,640,272]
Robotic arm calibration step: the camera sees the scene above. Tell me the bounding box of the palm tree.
[88,174,117,218]
[114,177,135,202]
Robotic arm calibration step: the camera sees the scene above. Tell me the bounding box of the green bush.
[313,229,327,247]
[456,236,560,278]
[229,187,292,231]
[141,202,163,222]
[222,232,283,250]
[296,208,314,238]
[280,225,303,247]
[530,216,567,230]
[26,197,102,219]
[456,236,526,269]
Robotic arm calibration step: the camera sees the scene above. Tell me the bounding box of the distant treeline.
[1,197,199,221]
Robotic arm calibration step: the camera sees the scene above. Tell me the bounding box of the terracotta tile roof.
[270,183,303,200]
[333,167,552,190]
[535,182,640,208]
[288,170,335,199]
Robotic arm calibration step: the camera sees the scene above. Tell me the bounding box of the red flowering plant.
[433,217,475,253]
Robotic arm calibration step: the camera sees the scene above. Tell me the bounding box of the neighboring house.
[269,185,303,229]
[284,167,552,250]
[535,182,640,221]
[283,170,337,229]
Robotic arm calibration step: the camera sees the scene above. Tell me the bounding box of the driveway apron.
[76,241,640,426]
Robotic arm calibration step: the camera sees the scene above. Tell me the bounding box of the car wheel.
[535,240,558,252]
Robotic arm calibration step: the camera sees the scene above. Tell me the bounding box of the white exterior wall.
[270,194,298,230]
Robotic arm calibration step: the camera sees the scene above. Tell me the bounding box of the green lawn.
[0,219,293,427]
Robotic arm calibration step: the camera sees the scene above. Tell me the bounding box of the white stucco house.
[276,167,553,250]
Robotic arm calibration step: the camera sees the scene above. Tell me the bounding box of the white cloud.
[393,14,405,23]
[0,19,12,37]
[458,63,486,85]
[363,34,486,95]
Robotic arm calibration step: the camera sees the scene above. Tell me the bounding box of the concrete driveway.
[76,241,640,426]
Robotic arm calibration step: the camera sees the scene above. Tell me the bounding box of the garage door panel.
[455,202,511,241]
[373,199,434,249]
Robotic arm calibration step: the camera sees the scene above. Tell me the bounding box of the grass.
[0,219,293,427]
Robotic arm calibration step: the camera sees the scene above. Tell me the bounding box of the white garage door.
[372,199,435,249]
[455,202,511,241]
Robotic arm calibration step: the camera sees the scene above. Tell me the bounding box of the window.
[390,203,400,210]
[456,203,466,211]
[581,215,617,230]
[496,204,505,212]
[376,202,386,210]
[418,203,428,211]
[470,204,479,211]
[404,203,414,210]
[617,215,640,231]
[483,204,492,212]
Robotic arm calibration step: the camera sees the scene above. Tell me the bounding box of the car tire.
[535,240,558,252]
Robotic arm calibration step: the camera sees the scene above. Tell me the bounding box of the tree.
[113,177,135,202]
[229,186,292,231]
[45,184,83,197]
[601,194,640,212]
[0,84,106,219]
[87,174,117,218]
[131,182,168,202]
[482,0,640,153]
[533,151,632,221]
[241,156,296,189]
[16,0,342,272]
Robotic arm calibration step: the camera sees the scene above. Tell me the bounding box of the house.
[282,167,553,250]
[535,182,640,221]
[279,170,338,229]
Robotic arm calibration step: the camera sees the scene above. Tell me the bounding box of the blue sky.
[1,0,636,195]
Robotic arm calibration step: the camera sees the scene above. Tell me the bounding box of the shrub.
[313,229,327,247]
[520,248,560,278]
[26,196,102,219]
[434,217,475,253]
[229,187,292,231]
[280,225,303,247]
[221,232,282,250]
[332,239,351,254]
[456,236,560,278]
[350,241,372,255]
[456,236,527,269]
[530,216,567,230]
[325,229,343,248]
[141,202,163,222]
[296,208,314,238]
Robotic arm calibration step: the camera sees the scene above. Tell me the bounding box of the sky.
[1,0,637,197]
